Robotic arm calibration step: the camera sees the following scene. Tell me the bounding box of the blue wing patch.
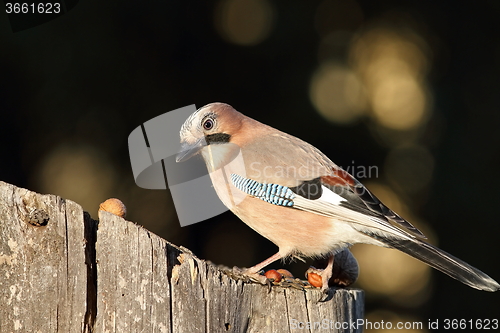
[230,174,295,207]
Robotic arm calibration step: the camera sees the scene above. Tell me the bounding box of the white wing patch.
[318,185,345,205]
[293,190,416,242]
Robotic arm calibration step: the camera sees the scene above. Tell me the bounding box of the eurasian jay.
[176,102,500,292]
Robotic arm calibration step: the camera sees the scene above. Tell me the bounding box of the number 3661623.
[6,3,61,14]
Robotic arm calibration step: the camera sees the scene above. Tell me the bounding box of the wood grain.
[0,181,364,333]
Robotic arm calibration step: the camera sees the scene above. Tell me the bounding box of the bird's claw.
[305,266,336,302]
[318,287,334,302]
[229,266,271,289]
[305,266,332,293]
[278,277,308,290]
[265,278,273,293]
[219,264,334,293]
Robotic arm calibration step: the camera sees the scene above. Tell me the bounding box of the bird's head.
[176,103,243,163]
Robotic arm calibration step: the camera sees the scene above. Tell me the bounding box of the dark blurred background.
[1,0,499,331]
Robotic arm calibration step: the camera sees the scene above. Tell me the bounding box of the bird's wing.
[230,170,423,241]
[239,131,425,239]
[292,178,425,239]
[294,170,426,239]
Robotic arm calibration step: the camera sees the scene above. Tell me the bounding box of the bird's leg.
[306,254,334,293]
[233,252,283,285]
[246,252,283,274]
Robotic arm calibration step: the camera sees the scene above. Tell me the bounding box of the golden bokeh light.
[350,28,429,81]
[349,27,432,131]
[310,62,367,124]
[371,75,428,130]
[215,0,274,46]
[385,144,435,193]
[352,244,431,304]
[351,181,432,306]
[34,144,117,214]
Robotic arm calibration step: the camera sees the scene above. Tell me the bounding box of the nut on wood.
[306,272,323,288]
[99,198,127,218]
[276,269,294,279]
[264,269,282,282]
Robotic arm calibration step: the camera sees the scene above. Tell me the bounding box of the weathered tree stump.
[0,181,364,332]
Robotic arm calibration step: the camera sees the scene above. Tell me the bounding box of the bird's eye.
[203,118,214,131]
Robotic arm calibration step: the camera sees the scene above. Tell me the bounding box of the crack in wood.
[0,181,364,333]
[83,212,98,333]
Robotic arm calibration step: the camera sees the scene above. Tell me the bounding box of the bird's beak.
[176,138,205,162]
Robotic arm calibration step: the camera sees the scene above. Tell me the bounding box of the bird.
[176,102,500,293]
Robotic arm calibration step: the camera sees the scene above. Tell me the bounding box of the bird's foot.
[217,264,325,292]
[263,269,311,290]
[305,266,332,294]
[229,267,272,290]
[305,266,336,302]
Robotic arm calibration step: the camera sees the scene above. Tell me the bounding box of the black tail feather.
[377,237,499,292]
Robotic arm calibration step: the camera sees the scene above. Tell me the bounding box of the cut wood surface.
[0,181,364,332]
